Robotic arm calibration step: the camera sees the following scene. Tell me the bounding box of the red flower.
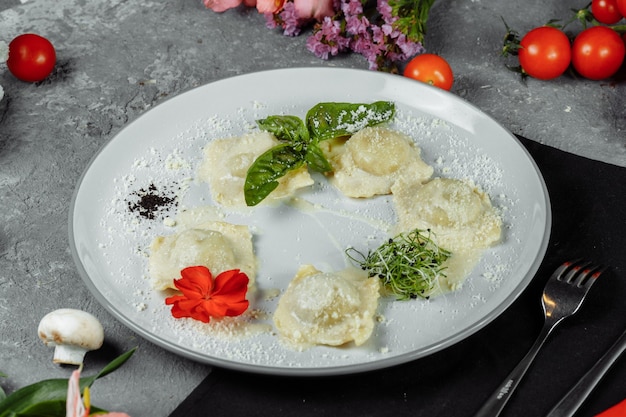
[165,266,250,323]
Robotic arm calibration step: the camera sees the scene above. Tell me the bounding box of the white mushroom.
[38,308,104,365]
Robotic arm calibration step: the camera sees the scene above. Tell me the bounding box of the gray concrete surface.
[0,0,624,415]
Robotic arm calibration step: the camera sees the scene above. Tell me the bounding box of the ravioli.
[148,221,256,291]
[392,177,502,253]
[273,265,380,350]
[197,131,314,207]
[326,126,433,198]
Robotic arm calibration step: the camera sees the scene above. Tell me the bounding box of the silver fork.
[473,260,606,417]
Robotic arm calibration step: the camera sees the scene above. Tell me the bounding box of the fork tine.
[559,260,605,288]
[575,264,606,289]
[561,260,590,282]
[554,260,589,283]
[552,260,580,281]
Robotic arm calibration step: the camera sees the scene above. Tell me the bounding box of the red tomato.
[592,0,623,24]
[572,26,625,80]
[403,54,454,91]
[617,0,626,17]
[517,26,571,80]
[6,33,56,82]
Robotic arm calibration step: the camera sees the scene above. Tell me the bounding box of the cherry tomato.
[572,26,625,80]
[403,54,454,91]
[617,0,626,17]
[6,33,56,82]
[517,26,571,80]
[592,0,623,24]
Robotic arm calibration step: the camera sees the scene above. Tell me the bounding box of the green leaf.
[304,143,332,173]
[81,347,137,387]
[246,101,396,206]
[388,0,435,44]
[10,401,107,417]
[0,348,136,417]
[0,372,6,402]
[305,101,395,141]
[9,400,66,417]
[244,143,306,206]
[256,115,309,143]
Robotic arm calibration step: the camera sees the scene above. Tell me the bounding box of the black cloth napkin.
[170,136,626,417]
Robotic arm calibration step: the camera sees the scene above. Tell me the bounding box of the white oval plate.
[70,67,550,376]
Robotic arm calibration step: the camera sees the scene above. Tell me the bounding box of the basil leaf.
[244,143,306,206]
[256,115,309,143]
[305,143,332,173]
[246,101,396,206]
[305,101,395,141]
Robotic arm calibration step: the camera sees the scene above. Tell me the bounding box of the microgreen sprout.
[346,229,451,300]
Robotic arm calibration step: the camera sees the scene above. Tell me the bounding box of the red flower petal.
[210,270,250,316]
[225,299,250,316]
[213,269,249,297]
[174,266,214,298]
[188,306,211,323]
[165,267,250,322]
[198,299,230,318]
[164,294,186,305]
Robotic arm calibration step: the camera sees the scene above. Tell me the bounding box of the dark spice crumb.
[127,183,177,220]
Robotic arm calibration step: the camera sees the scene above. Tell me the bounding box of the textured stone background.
[0,0,624,415]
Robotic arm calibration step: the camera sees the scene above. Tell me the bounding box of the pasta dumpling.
[148,221,256,291]
[273,265,380,350]
[326,126,433,198]
[392,177,501,253]
[198,131,314,207]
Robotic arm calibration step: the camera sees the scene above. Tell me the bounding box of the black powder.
[127,183,177,220]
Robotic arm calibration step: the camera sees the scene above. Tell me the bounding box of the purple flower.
[345,15,370,36]
[394,32,425,57]
[280,2,302,36]
[306,35,334,59]
[371,24,386,44]
[341,0,363,16]
[306,16,350,59]
[264,12,279,29]
[377,0,395,24]
[351,33,385,64]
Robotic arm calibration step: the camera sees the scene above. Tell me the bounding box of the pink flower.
[257,0,286,13]
[66,369,131,417]
[203,0,256,12]
[293,0,335,21]
[66,370,87,417]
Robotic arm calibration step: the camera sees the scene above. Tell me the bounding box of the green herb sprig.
[346,229,451,300]
[388,0,436,44]
[244,101,395,206]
